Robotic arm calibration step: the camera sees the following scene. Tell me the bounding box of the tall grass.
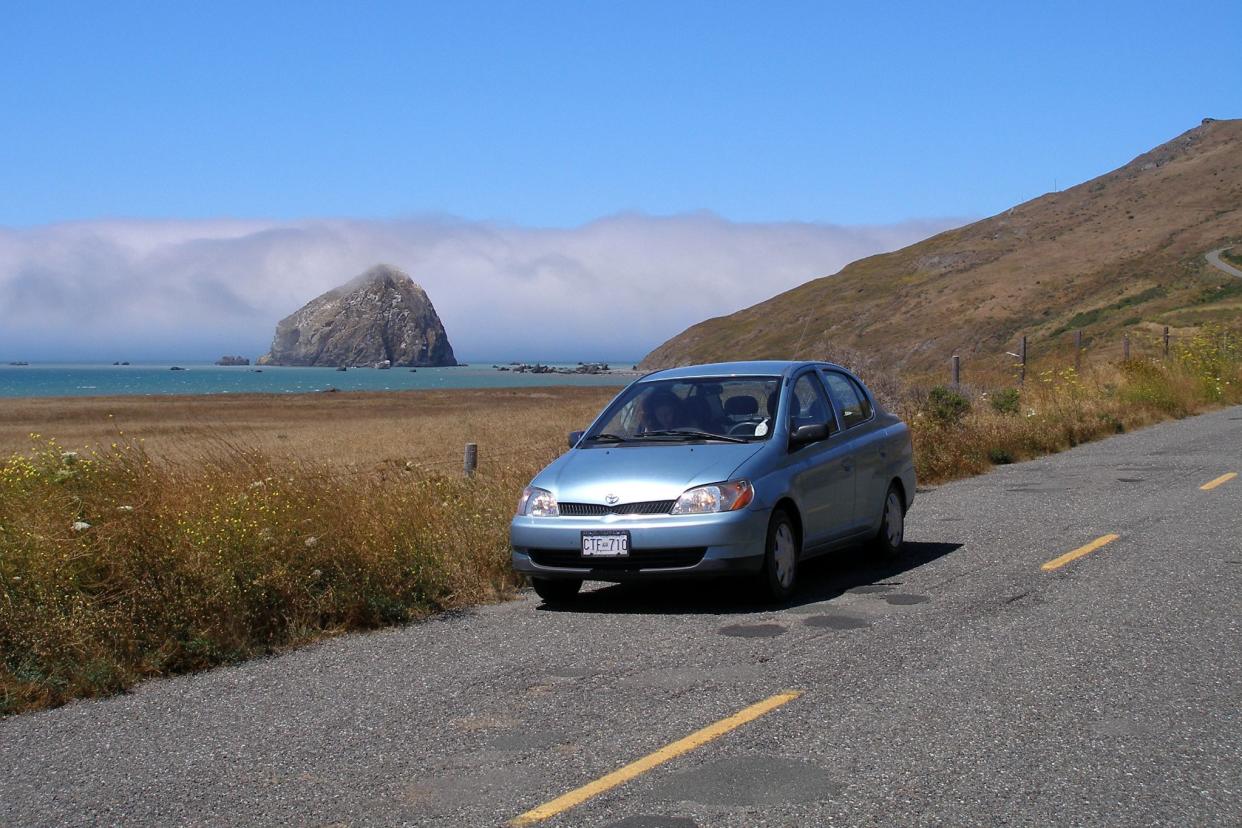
[903,325,1241,482]
[1,326,1238,715]
[0,439,545,715]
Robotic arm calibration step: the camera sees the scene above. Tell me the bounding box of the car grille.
[558,500,676,516]
[527,547,707,570]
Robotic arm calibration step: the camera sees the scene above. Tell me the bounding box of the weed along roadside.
[909,324,1240,481]
[1,325,1240,715]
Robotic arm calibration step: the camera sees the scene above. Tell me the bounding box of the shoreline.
[0,363,641,401]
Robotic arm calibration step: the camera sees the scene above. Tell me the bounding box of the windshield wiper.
[586,432,629,442]
[638,429,749,444]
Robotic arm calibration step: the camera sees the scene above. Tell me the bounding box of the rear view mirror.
[789,422,829,447]
[568,430,585,448]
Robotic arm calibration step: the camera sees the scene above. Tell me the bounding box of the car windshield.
[585,376,781,443]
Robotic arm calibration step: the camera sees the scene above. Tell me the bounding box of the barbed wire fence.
[946,324,1236,389]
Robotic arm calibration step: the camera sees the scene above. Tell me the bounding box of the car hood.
[533,442,767,504]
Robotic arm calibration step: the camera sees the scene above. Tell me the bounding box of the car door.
[784,370,856,551]
[821,369,884,534]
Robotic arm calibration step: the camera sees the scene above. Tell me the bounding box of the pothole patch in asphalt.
[490,728,570,751]
[803,614,870,630]
[718,623,786,638]
[547,666,596,679]
[646,755,840,805]
[603,817,699,828]
[883,593,930,605]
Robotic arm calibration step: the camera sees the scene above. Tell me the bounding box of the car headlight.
[516,486,559,517]
[671,480,754,515]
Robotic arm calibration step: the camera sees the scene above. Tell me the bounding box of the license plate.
[581,531,630,557]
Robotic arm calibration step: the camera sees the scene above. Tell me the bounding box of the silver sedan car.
[510,361,916,604]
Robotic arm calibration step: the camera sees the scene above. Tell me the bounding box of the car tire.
[870,483,906,560]
[759,509,799,602]
[531,577,582,605]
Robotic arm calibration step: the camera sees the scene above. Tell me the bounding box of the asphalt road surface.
[1206,246,1242,279]
[3,406,1241,827]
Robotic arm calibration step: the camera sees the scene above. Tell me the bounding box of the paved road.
[3,407,1241,827]
[1206,246,1242,279]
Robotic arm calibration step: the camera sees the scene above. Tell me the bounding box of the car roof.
[639,360,847,382]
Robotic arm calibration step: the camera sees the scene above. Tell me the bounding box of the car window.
[822,371,872,428]
[587,376,780,442]
[788,373,836,435]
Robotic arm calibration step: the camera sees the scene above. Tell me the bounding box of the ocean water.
[0,363,636,398]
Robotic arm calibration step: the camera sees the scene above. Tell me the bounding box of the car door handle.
[842,460,854,472]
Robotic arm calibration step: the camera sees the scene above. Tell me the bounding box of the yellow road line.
[1042,533,1120,572]
[510,690,804,826]
[1200,472,1238,491]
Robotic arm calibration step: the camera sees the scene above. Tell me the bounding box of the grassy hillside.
[640,118,1242,379]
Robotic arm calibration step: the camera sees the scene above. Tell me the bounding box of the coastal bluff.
[258,265,457,368]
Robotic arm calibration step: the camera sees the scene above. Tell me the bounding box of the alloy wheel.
[884,491,904,549]
[773,523,796,588]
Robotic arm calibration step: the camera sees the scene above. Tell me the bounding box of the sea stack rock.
[258,265,457,368]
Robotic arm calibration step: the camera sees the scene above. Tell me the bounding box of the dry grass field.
[0,386,620,474]
[2,328,1240,715]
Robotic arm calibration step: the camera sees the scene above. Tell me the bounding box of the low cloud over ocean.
[0,212,964,362]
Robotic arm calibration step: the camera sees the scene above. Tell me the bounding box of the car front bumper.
[510,506,770,581]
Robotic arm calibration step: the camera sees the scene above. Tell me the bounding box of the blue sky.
[3,0,1238,228]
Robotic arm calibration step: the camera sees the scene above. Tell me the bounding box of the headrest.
[724,395,759,415]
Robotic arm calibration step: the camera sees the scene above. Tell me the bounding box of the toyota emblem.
[605,493,620,505]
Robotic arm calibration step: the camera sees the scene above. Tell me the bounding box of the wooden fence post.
[463,443,478,478]
[951,355,960,388]
[1123,334,1131,361]
[1074,330,1083,372]
[1163,326,1170,358]
[1019,335,1028,386]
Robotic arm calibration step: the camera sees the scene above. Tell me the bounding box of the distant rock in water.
[258,264,457,368]
[216,355,250,366]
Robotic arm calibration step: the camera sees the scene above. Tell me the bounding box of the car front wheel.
[531,577,582,606]
[760,509,799,601]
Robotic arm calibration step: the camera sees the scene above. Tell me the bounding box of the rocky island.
[215,355,250,366]
[258,265,457,368]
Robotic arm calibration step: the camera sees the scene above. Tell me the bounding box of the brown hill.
[640,118,1242,378]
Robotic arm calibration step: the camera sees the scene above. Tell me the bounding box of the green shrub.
[1097,413,1125,434]
[926,386,971,425]
[989,388,1021,415]
[987,447,1015,465]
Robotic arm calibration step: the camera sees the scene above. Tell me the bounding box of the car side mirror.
[789,422,829,448]
[568,430,585,448]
